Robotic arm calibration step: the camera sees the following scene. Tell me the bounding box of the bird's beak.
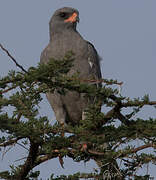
[64,12,80,23]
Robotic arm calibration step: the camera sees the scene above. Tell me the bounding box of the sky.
[0,0,156,179]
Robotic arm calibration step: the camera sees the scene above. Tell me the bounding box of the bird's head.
[49,7,79,37]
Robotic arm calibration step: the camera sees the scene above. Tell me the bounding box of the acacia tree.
[0,44,156,180]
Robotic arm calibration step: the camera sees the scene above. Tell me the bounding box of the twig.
[69,77,123,86]
[0,43,27,73]
[0,85,18,94]
[88,149,106,156]
[0,137,22,147]
[2,145,13,160]
[14,156,27,162]
[119,143,156,158]
[81,79,123,85]
[16,142,29,151]
[122,100,156,107]
[131,143,156,153]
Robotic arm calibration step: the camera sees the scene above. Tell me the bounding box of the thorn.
[59,155,64,168]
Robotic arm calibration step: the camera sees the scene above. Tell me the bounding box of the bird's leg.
[82,111,86,121]
[82,110,88,121]
[80,110,89,152]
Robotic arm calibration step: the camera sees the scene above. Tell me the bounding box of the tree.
[0,43,156,180]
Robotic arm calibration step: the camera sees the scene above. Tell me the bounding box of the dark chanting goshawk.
[40,7,102,125]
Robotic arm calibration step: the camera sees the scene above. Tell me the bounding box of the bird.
[40,7,102,126]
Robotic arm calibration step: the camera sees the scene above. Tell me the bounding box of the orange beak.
[64,12,79,23]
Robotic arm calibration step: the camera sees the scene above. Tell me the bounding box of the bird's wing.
[40,45,68,125]
[86,41,102,80]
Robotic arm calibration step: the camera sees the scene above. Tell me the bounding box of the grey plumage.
[40,7,102,125]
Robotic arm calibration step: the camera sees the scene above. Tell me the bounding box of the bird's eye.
[60,12,67,18]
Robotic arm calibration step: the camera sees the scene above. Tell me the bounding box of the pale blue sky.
[0,0,156,179]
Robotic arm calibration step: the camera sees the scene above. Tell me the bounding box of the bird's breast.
[51,33,87,57]
[46,32,91,77]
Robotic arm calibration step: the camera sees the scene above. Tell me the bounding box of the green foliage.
[0,54,155,179]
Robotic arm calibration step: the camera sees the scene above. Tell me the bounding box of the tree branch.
[16,141,39,180]
[119,143,156,158]
[122,100,156,107]
[0,137,22,147]
[0,43,27,73]
[0,85,18,94]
